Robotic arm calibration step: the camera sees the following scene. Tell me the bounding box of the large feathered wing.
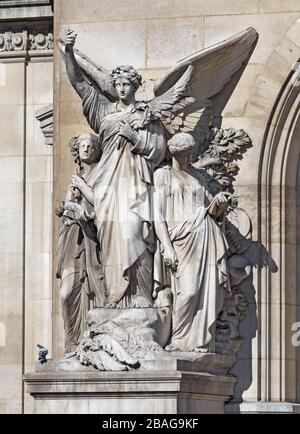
[152,27,258,143]
[146,64,195,126]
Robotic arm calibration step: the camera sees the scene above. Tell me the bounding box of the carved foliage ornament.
[0,30,53,52]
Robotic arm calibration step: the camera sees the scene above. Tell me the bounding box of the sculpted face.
[173,149,193,166]
[78,136,100,164]
[115,77,136,102]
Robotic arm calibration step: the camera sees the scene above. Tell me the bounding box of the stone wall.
[0,1,53,414]
[54,1,300,211]
[54,0,300,409]
[1,0,300,414]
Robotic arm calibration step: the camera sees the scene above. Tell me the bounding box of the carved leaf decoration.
[193,127,253,195]
[160,106,214,148]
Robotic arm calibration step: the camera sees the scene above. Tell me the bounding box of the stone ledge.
[0,1,51,7]
[33,353,235,375]
[226,401,300,414]
[0,1,53,20]
[24,367,236,414]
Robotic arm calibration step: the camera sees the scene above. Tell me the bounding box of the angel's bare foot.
[193,346,209,353]
[105,302,118,309]
[165,342,181,352]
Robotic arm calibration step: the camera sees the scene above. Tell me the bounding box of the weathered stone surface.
[35,105,53,146]
[204,13,299,64]
[2,0,300,416]
[223,65,262,118]
[146,18,203,68]
[226,401,300,414]
[27,62,53,106]
[34,351,235,375]
[58,0,258,23]
[87,307,171,349]
[60,21,147,70]
[0,1,53,20]
[0,6,54,412]
[24,366,236,414]
[259,0,300,13]
[54,27,258,378]
[0,106,24,156]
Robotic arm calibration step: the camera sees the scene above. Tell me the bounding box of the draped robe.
[56,165,104,351]
[82,86,166,307]
[154,165,230,351]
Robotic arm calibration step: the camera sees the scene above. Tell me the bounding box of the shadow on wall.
[224,218,278,404]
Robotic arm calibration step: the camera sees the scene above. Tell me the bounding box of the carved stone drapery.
[51,28,259,372]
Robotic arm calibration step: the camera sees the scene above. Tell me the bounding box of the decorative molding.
[35,104,53,146]
[29,31,53,50]
[0,30,53,52]
[0,1,51,7]
[0,1,53,20]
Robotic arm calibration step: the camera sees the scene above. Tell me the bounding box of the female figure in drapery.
[62,32,192,308]
[153,133,232,352]
[71,66,167,308]
[56,133,104,353]
[59,27,258,314]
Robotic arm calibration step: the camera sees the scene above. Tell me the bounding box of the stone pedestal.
[24,359,236,414]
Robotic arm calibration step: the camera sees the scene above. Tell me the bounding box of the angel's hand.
[65,30,77,48]
[71,175,86,192]
[118,120,139,144]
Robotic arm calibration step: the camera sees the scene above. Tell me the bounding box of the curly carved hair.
[110,65,142,90]
[69,133,101,169]
[168,133,196,155]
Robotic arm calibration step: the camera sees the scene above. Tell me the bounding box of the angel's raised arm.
[64,30,90,99]
[59,31,118,101]
[58,31,118,133]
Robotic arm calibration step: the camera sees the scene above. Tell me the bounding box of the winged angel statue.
[57,27,258,370]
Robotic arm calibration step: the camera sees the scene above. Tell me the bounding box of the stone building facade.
[0,0,53,414]
[1,0,300,413]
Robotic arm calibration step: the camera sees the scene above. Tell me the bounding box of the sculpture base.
[24,359,236,414]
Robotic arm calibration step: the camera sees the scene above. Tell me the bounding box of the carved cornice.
[0,0,53,12]
[35,104,53,146]
[0,1,51,6]
[0,29,53,52]
[0,1,53,20]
